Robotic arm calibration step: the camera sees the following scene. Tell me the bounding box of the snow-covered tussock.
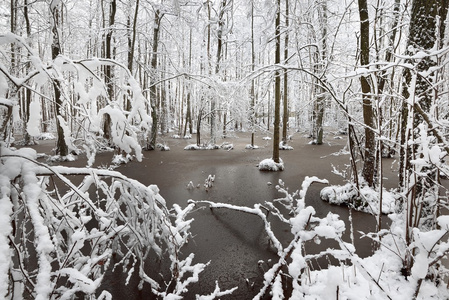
[220,142,233,151]
[204,174,215,189]
[184,144,219,150]
[279,141,293,150]
[258,158,284,171]
[245,144,259,149]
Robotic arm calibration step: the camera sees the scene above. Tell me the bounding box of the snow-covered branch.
[0,144,205,299]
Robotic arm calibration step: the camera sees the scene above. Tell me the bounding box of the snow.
[258,158,285,171]
[429,145,445,165]
[99,106,143,161]
[2,138,449,299]
[196,281,238,300]
[437,216,449,229]
[220,142,234,150]
[112,154,133,165]
[59,267,100,296]
[0,144,209,299]
[184,144,220,150]
[1,21,449,298]
[37,133,56,140]
[172,134,191,139]
[0,98,15,107]
[279,141,293,150]
[26,100,42,137]
[320,182,396,214]
[187,181,195,189]
[0,177,13,299]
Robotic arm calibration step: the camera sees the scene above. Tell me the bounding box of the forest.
[1,0,449,299]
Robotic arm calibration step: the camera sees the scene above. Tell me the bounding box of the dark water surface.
[101,132,395,299]
[29,132,396,299]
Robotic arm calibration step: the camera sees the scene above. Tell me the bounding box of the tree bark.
[250,0,256,147]
[51,2,68,156]
[22,0,33,145]
[103,0,116,143]
[125,0,139,112]
[210,0,228,145]
[272,0,281,163]
[398,0,449,277]
[400,0,449,186]
[313,0,328,145]
[358,0,376,186]
[282,0,289,145]
[148,9,163,150]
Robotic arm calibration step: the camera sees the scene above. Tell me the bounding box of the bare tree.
[272,0,281,163]
[398,0,449,279]
[21,0,33,145]
[51,0,69,156]
[312,0,328,145]
[250,0,256,147]
[210,0,228,145]
[102,0,116,144]
[358,0,376,186]
[282,0,289,145]
[126,0,140,112]
[147,8,163,150]
[399,0,449,187]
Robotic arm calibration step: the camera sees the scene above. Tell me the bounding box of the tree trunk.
[160,81,167,135]
[126,0,139,111]
[22,0,33,145]
[210,0,228,145]
[398,0,449,278]
[314,0,328,145]
[250,0,256,147]
[184,28,193,137]
[1,0,18,142]
[197,108,202,146]
[148,9,163,150]
[103,0,116,143]
[400,0,449,186]
[10,0,17,75]
[183,92,192,137]
[358,0,376,186]
[51,2,68,156]
[282,0,289,144]
[272,0,281,163]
